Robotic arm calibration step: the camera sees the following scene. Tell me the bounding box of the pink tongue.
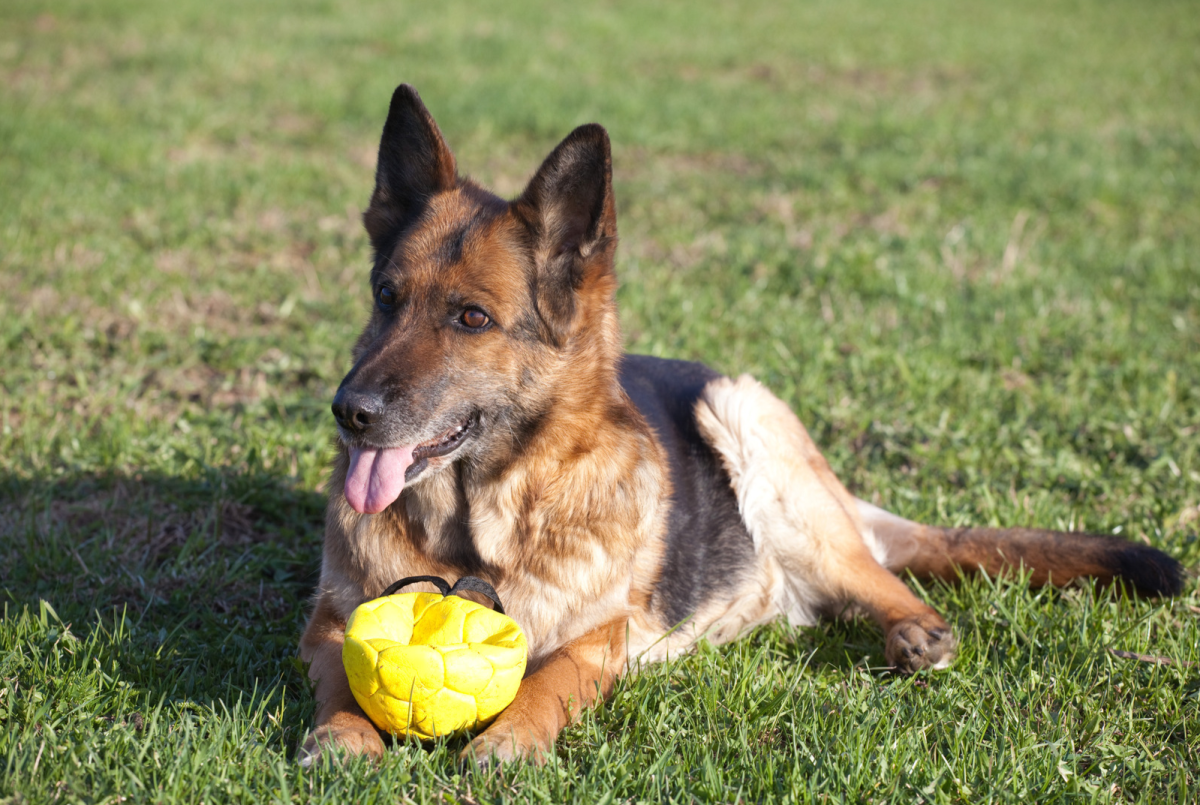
[344,445,416,514]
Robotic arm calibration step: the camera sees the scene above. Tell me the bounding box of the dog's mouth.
[343,414,477,515]
[411,414,476,462]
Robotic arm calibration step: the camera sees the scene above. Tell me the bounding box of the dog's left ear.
[514,124,617,343]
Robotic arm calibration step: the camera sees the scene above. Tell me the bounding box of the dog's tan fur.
[695,375,954,668]
[297,85,1182,766]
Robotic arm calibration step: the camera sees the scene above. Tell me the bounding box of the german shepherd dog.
[298,85,1184,765]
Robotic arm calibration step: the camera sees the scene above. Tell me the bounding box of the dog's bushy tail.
[915,526,1184,597]
[858,502,1185,597]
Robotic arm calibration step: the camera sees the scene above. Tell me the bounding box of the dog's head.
[332,85,620,514]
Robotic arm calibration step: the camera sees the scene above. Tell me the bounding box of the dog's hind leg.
[854,499,1184,597]
[695,375,956,672]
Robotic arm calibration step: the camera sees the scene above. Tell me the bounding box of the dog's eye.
[376,285,396,311]
[460,309,490,329]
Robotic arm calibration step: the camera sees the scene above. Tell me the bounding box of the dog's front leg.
[297,596,385,766]
[463,618,628,765]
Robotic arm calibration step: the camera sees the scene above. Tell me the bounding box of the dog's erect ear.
[363,84,458,252]
[514,124,617,342]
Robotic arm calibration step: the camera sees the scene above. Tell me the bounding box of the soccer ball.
[342,589,527,739]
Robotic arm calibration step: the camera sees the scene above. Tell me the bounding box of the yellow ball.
[342,590,527,739]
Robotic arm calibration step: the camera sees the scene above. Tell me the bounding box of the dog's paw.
[298,722,385,767]
[885,614,957,673]
[460,724,550,767]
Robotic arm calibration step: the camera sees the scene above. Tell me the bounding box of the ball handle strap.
[380,575,506,615]
[447,576,506,615]
[382,575,451,597]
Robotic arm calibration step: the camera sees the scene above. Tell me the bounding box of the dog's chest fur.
[318,356,781,667]
[319,400,672,664]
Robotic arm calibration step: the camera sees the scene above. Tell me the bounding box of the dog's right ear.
[363,84,458,253]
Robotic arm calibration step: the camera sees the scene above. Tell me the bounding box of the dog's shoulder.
[618,354,756,628]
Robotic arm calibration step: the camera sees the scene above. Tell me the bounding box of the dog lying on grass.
[298,84,1183,765]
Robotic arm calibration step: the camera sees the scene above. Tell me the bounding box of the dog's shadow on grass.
[1,467,326,732]
[775,619,892,674]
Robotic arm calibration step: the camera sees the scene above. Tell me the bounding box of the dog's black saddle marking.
[619,354,755,628]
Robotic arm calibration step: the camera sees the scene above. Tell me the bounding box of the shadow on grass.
[0,466,327,748]
[786,619,894,673]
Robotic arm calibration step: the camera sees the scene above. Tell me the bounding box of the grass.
[2,0,1198,801]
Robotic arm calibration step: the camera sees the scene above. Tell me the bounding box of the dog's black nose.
[332,388,385,434]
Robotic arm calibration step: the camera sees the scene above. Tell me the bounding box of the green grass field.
[3,0,1199,801]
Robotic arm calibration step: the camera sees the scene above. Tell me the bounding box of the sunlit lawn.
[2,0,1198,801]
